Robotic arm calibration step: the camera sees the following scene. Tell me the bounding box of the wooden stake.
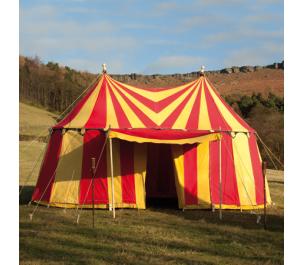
[91,157,96,228]
[262,161,267,229]
[219,132,222,220]
[109,137,116,219]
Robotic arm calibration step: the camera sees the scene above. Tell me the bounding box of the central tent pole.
[219,131,223,220]
[109,135,116,219]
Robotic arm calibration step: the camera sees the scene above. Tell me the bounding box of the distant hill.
[20,55,283,113]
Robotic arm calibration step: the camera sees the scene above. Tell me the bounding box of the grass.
[19,103,284,265]
[19,102,57,138]
[19,181,283,265]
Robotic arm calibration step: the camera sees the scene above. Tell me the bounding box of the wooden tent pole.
[109,136,116,219]
[91,157,96,228]
[219,131,223,220]
[262,161,267,229]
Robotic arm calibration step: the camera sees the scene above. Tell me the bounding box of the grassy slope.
[19,103,283,265]
[19,102,57,137]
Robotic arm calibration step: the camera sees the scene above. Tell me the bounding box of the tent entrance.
[145,143,178,208]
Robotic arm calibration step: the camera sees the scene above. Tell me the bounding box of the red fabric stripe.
[183,144,198,205]
[79,130,108,204]
[209,135,240,206]
[120,141,136,204]
[110,81,158,128]
[54,78,100,128]
[248,134,264,204]
[32,130,63,202]
[160,87,197,128]
[108,85,132,128]
[84,77,107,128]
[186,85,202,129]
[221,135,240,205]
[204,80,230,131]
[111,79,195,113]
[208,79,253,132]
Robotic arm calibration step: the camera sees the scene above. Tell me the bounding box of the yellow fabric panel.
[134,143,147,209]
[232,133,257,206]
[205,79,248,132]
[197,142,211,205]
[105,84,119,129]
[198,81,212,130]
[171,145,185,208]
[64,76,103,128]
[108,77,197,126]
[107,139,123,207]
[109,130,221,145]
[108,75,198,102]
[108,82,145,128]
[50,131,83,204]
[172,81,201,129]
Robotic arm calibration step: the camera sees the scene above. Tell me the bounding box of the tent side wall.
[171,132,271,209]
[32,130,148,209]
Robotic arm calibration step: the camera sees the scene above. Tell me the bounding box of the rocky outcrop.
[110,61,284,79]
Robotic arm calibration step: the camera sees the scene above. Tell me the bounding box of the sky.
[19,0,284,74]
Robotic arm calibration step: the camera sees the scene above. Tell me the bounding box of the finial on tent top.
[102,63,107,74]
[200,66,205,76]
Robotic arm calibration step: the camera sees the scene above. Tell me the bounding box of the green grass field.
[19,103,284,265]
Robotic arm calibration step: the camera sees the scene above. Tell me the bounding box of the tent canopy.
[54,74,253,144]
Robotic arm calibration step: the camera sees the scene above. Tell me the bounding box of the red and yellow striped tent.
[32,73,271,210]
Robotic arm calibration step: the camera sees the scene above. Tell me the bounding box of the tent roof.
[54,74,254,144]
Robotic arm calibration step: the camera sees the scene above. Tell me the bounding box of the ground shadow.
[19,185,34,205]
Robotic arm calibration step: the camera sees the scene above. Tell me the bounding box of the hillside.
[19,102,57,138]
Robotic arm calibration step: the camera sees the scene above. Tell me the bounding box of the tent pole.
[219,131,223,220]
[109,136,116,219]
[91,157,96,228]
[262,161,267,229]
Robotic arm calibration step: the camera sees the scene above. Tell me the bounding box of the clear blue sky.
[20,0,284,74]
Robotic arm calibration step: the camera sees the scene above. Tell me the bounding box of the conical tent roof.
[54,74,253,144]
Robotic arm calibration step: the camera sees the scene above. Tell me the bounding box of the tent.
[32,72,271,212]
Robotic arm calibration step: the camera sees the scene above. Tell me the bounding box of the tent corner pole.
[262,161,267,229]
[219,129,222,220]
[91,157,96,228]
[108,129,116,219]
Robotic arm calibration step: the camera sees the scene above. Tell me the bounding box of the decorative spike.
[76,214,80,224]
[29,213,33,221]
[102,63,107,73]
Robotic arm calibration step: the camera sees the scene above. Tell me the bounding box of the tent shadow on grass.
[148,206,284,232]
[19,185,35,205]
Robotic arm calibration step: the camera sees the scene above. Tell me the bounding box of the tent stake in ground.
[91,157,96,228]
